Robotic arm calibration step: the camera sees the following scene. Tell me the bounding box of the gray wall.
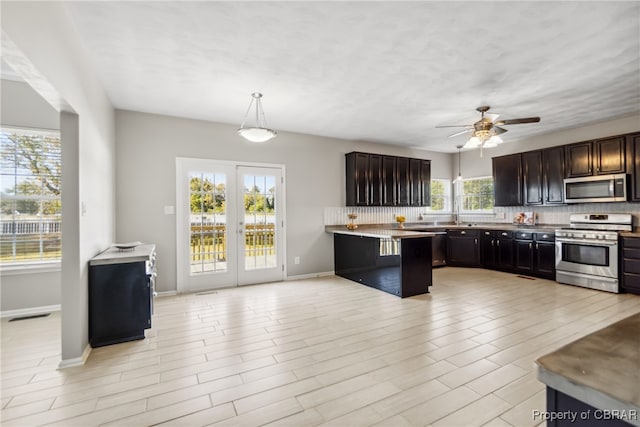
[115,110,451,292]
[3,2,116,363]
[0,80,62,313]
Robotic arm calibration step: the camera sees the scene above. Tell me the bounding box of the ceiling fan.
[436,105,541,141]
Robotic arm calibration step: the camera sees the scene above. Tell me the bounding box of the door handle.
[529,243,532,249]
[497,240,500,246]
[491,239,494,247]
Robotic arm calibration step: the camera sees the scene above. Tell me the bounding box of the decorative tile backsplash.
[325,202,640,226]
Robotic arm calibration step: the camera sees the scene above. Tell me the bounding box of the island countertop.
[89,243,156,266]
[325,225,445,239]
[535,312,640,426]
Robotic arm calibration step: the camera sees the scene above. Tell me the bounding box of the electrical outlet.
[294,256,300,265]
[164,205,175,215]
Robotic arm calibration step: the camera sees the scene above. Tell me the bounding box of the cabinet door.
[629,133,640,202]
[369,154,382,206]
[542,146,565,204]
[346,152,369,206]
[515,239,534,273]
[382,156,397,206]
[431,233,447,267]
[534,240,556,279]
[396,157,410,206]
[565,142,592,177]
[522,151,543,205]
[496,232,514,270]
[409,158,422,206]
[420,160,431,206]
[480,232,496,269]
[594,136,625,175]
[447,231,479,267]
[493,154,523,206]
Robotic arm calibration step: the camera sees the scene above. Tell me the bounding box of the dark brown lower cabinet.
[621,236,640,295]
[431,233,447,267]
[514,232,534,274]
[446,229,480,267]
[513,231,556,279]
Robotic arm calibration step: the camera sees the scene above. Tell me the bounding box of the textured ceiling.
[64,1,640,153]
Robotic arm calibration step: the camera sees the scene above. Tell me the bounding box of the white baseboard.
[286,271,334,281]
[58,344,91,369]
[1,304,61,319]
[155,290,177,297]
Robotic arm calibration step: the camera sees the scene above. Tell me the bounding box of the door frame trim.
[175,157,287,294]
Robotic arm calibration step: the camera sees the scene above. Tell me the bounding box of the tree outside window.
[430,179,451,212]
[1,128,62,264]
[460,177,494,212]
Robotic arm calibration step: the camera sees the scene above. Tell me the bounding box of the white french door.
[176,158,285,293]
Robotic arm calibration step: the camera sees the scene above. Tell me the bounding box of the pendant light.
[454,145,463,182]
[237,92,277,143]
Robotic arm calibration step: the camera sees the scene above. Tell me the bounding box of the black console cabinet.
[89,244,156,347]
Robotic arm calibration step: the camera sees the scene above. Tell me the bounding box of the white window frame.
[457,176,494,213]
[1,126,62,268]
[429,178,452,212]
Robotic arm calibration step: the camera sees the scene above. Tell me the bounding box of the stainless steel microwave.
[564,173,627,203]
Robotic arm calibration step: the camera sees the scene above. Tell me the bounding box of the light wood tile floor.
[3,267,640,426]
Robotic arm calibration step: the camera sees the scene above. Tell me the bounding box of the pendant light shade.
[237,92,277,143]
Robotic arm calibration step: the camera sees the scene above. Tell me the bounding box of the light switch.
[164,205,175,215]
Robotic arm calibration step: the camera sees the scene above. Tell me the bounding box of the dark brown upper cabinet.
[594,136,626,175]
[522,151,543,205]
[346,152,431,207]
[628,132,640,202]
[514,147,565,206]
[542,146,565,204]
[382,156,397,206]
[493,153,523,206]
[565,136,626,178]
[396,157,410,206]
[565,141,593,178]
[346,152,370,206]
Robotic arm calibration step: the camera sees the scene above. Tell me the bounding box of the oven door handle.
[556,238,618,247]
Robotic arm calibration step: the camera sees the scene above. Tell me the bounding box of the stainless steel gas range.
[555,213,632,293]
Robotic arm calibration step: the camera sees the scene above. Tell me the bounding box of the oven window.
[562,243,609,266]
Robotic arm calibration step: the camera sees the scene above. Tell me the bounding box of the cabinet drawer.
[622,237,640,249]
[514,231,533,240]
[623,273,640,294]
[535,232,555,242]
[447,229,479,237]
[623,248,640,260]
[623,258,640,275]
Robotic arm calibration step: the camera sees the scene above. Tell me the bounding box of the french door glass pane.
[189,172,227,275]
[243,174,277,270]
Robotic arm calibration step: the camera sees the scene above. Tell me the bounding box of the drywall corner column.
[60,111,85,363]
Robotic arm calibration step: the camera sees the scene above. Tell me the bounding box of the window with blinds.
[0,127,62,264]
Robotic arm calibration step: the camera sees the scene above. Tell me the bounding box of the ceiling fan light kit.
[237,92,277,143]
[438,105,540,156]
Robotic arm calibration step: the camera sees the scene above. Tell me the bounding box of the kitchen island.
[326,226,440,297]
[535,312,640,426]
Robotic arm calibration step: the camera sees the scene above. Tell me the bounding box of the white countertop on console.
[89,243,156,266]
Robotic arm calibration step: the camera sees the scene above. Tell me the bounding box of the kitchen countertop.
[620,227,640,237]
[325,225,444,239]
[89,243,156,266]
[326,223,563,239]
[535,312,640,426]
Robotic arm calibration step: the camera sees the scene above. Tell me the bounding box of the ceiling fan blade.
[493,126,508,135]
[448,129,473,138]
[494,117,540,126]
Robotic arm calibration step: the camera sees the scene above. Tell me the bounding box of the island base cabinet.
[334,233,432,297]
[545,388,634,427]
[89,262,152,348]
